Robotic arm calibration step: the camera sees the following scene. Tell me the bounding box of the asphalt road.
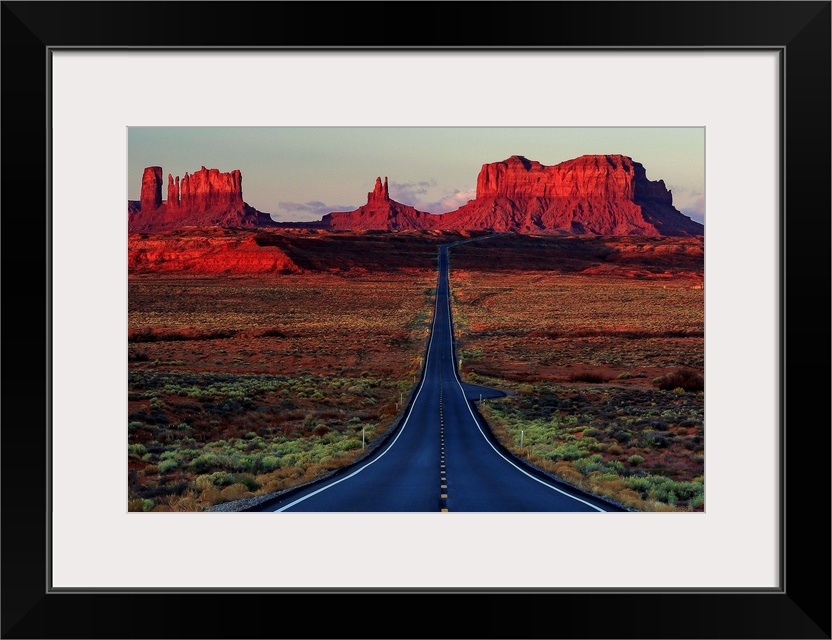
[255,242,622,512]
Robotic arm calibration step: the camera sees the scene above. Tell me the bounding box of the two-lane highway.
[255,242,620,512]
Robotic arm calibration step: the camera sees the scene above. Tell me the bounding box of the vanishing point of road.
[254,242,623,512]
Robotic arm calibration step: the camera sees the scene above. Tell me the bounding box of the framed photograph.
[3,1,829,638]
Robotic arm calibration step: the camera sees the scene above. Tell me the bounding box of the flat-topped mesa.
[475,154,673,205]
[439,154,701,236]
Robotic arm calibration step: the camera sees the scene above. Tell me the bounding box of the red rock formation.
[438,154,698,236]
[129,155,703,237]
[129,165,276,233]
[321,176,440,231]
[476,155,647,200]
[140,166,163,213]
[368,176,390,203]
[128,230,303,274]
[170,166,244,213]
[167,174,179,210]
[320,155,703,236]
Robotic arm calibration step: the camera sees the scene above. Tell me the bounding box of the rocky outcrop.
[128,229,303,274]
[438,155,700,236]
[140,166,163,212]
[320,176,441,231]
[368,176,390,203]
[129,155,703,236]
[474,154,672,202]
[129,166,277,233]
[319,155,703,236]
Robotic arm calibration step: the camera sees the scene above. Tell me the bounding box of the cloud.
[273,182,478,221]
[679,196,705,225]
[668,185,705,224]
[424,188,478,213]
[389,179,476,214]
[389,180,437,206]
[275,200,356,222]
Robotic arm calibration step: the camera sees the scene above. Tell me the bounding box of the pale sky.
[128,127,705,224]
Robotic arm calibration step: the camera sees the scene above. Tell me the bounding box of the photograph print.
[127,126,705,514]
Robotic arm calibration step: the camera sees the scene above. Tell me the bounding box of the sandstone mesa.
[128,155,703,237]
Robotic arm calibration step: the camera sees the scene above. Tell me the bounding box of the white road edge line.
[443,245,608,513]
[271,255,446,511]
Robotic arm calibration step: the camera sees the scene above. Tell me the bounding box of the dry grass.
[449,238,704,512]
[128,270,435,511]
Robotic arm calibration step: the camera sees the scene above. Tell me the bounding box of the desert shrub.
[198,484,223,505]
[628,454,645,466]
[260,456,282,472]
[640,433,669,448]
[553,461,584,485]
[610,429,631,444]
[190,453,220,473]
[234,475,260,492]
[196,471,258,492]
[128,498,154,512]
[218,483,252,502]
[197,471,235,486]
[573,456,605,474]
[128,444,147,457]
[662,480,703,502]
[608,460,626,474]
[549,443,587,461]
[158,459,178,474]
[656,368,704,392]
[165,490,202,512]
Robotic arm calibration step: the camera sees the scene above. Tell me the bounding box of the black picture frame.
[2,2,829,638]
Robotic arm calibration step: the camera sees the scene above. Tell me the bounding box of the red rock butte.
[129,165,278,233]
[322,155,703,236]
[128,155,703,236]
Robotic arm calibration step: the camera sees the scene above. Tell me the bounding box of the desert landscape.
[127,144,704,512]
[128,230,465,511]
